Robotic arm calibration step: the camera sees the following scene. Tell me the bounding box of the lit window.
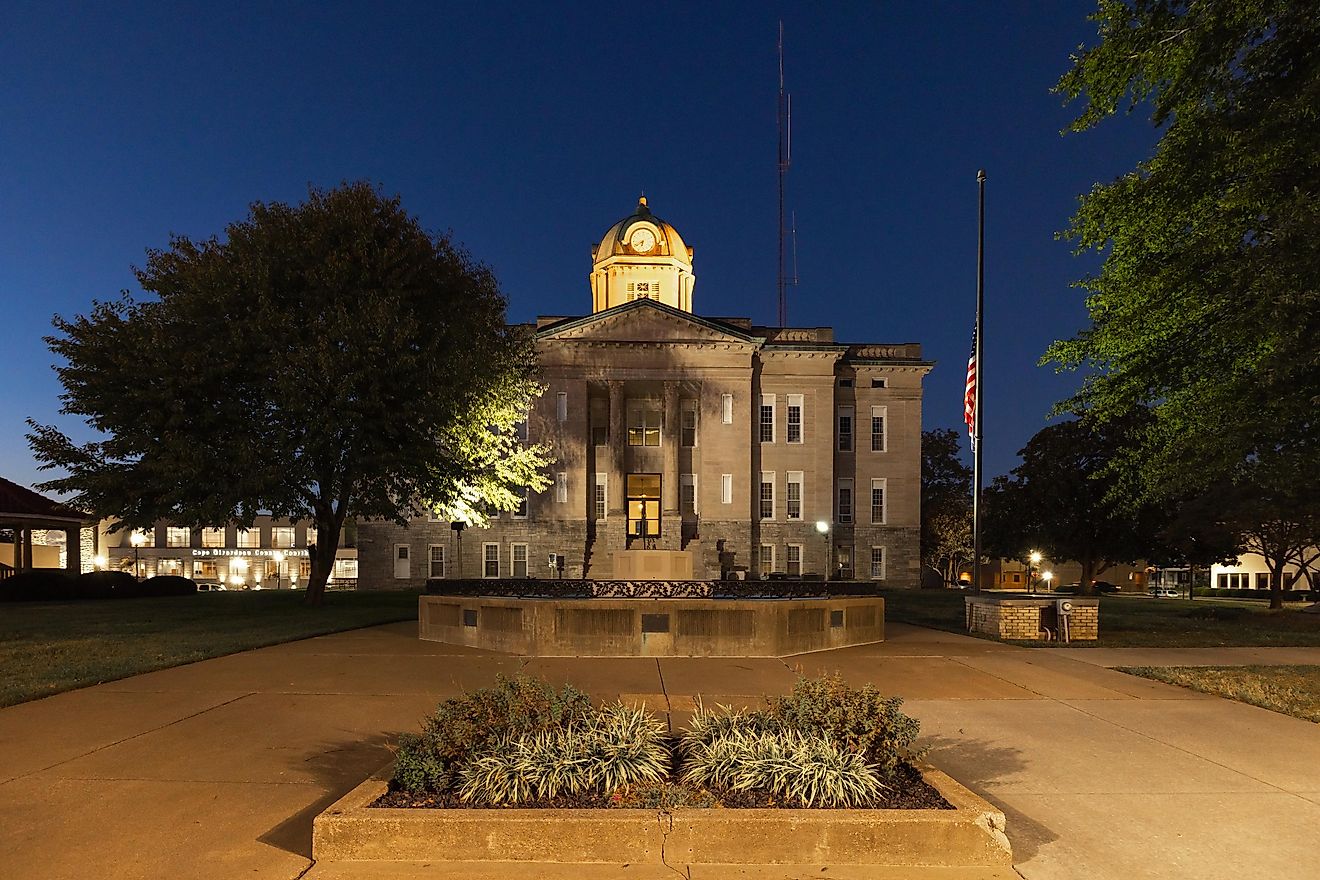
[870,546,885,580]
[131,528,155,548]
[166,526,190,548]
[483,543,499,578]
[759,544,775,573]
[236,528,259,548]
[511,543,528,578]
[721,393,733,424]
[871,406,886,452]
[759,394,775,443]
[838,479,853,524]
[594,474,607,520]
[838,406,854,452]
[627,401,662,446]
[871,478,886,524]
[201,528,224,548]
[428,545,445,578]
[721,474,733,505]
[787,394,803,443]
[271,526,295,548]
[786,471,803,521]
[760,472,774,520]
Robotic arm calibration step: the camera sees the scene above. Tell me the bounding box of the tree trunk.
[1079,559,1097,597]
[304,505,345,607]
[1269,564,1284,611]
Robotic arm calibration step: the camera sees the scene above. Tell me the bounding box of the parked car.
[1057,581,1120,595]
[1149,586,1180,598]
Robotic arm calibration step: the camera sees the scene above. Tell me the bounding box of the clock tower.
[589,197,696,313]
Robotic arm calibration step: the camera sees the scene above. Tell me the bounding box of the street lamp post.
[815,521,830,581]
[129,531,144,579]
[1042,570,1054,591]
[273,550,285,590]
[1028,551,1042,591]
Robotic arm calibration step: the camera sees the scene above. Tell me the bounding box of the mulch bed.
[373,760,951,810]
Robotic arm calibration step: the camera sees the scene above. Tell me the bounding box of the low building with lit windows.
[358,198,930,587]
[99,516,358,589]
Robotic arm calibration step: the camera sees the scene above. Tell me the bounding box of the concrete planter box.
[312,763,1011,869]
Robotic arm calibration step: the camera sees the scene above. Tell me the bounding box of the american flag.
[964,329,977,451]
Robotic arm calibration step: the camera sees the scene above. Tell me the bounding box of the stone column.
[662,381,681,549]
[608,380,626,517]
[64,527,80,574]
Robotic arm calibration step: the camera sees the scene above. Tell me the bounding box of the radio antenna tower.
[777,21,792,327]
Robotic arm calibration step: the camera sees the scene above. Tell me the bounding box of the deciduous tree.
[920,429,973,587]
[29,182,550,604]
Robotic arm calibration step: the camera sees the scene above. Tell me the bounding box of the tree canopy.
[1047,1,1320,503]
[29,182,550,603]
[920,429,973,586]
[983,418,1159,595]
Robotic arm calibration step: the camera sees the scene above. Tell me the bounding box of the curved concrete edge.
[312,761,1011,868]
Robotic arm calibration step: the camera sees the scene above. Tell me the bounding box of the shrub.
[75,570,138,599]
[680,727,883,808]
[455,703,670,805]
[0,570,78,601]
[392,674,593,793]
[140,575,198,597]
[765,674,922,778]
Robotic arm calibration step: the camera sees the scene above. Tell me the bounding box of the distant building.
[963,558,1148,592]
[1210,551,1317,592]
[358,198,931,586]
[99,517,358,589]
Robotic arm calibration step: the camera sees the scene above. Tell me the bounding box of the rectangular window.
[838,406,854,452]
[594,474,607,520]
[786,544,802,577]
[131,528,155,548]
[871,478,886,524]
[870,546,886,580]
[236,528,259,548]
[838,478,854,524]
[721,473,733,505]
[555,472,568,504]
[516,415,529,442]
[166,526,190,548]
[159,558,182,576]
[201,528,224,548]
[786,471,803,521]
[721,393,733,424]
[511,543,528,578]
[759,472,774,520]
[483,543,499,578]
[428,544,445,578]
[787,394,803,443]
[271,526,295,548]
[556,392,568,422]
[871,377,887,388]
[839,378,854,388]
[759,394,775,443]
[627,400,662,447]
[592,425,608,446]
[513,487,529,518]
[1255,572,1270,590]
[871,406,887,452]
[680,473,697,514]
[759,544,775,573]
[681,400,698,447]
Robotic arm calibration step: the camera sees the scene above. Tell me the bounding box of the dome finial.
[638,192,647,208]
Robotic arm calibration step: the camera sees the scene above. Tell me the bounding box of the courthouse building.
[359,199,930,587]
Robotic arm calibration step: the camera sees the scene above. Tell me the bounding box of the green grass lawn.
[0,589,421,708]
[1119,665,1320,722]
[878,589,1320,648]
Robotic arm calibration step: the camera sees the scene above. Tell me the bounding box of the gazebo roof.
[0,477,94,524]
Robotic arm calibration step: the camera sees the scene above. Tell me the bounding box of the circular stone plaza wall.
[419,580,885,657]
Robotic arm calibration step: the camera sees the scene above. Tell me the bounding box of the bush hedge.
[1191,587,1317,601]
[0,570,197,602]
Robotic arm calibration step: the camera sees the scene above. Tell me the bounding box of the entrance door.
[626,474,661,540]
[393,544,411,579]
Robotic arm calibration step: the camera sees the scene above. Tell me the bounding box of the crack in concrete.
[655,807,691,879]
[0,691,257,786]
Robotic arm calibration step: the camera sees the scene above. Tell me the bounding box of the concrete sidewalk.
[1036,645,1320,668]
[1,622,1318,879]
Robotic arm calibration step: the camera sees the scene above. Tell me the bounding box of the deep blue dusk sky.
[0,1,1154,491]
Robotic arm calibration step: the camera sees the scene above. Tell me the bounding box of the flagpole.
[972,169,986,594]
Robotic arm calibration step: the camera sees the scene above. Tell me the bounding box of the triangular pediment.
[536,300,759,345]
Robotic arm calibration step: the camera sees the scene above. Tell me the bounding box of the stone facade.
[358,199,931,589]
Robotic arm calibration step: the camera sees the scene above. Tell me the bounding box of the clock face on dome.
[629,227,657,254]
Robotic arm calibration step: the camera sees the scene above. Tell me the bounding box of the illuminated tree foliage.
[1048,1,1320,502]
[29,182,550,604]
[920,429,973,586]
